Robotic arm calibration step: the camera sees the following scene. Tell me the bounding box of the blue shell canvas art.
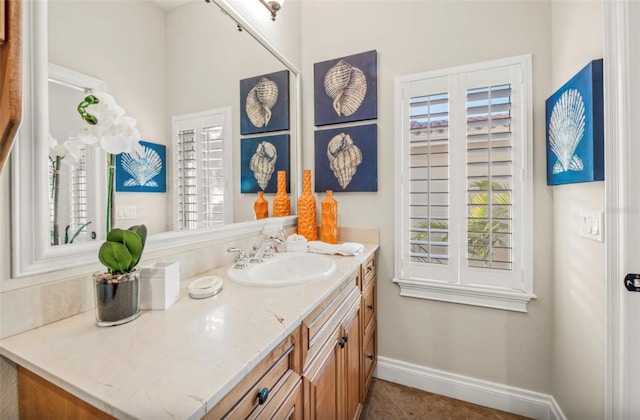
[115,141,166,193]
[314,124,377,192]
[240,70,290,135]
[546,59,604,185]
[240,134,290,193]
[314,50,377,126]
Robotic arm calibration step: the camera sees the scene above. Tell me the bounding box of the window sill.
[392,278,536,312]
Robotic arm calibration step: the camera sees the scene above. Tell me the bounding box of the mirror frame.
[10,0,301,279]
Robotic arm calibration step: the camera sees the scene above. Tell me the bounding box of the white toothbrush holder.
[140,262,181,310]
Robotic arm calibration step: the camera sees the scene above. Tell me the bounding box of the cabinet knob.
[338,333,349,348]
[257,387,269,405]
[367,353,374,360]
[366,265,373,272]
[367,304,374,311]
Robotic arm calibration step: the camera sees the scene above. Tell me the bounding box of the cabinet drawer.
[247,372,302,420]
[361,254,376,290]
[362,280,376,339]
[362,326,376,400]
[207,331,301,419]
[302,273,359,369]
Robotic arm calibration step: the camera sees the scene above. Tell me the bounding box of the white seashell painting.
[241,135,290,193]
[246,77,278,128]
[324,60,367,117]
[250,141,277,191]
[314,124,378,192]
[327,133,363,189]
[314,50,377,126]
[548,88,585,175]
[116,141,166,192]
[240,70,290,135]
[545,59,604,185]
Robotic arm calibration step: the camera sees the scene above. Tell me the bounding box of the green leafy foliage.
[98,224,147,274]
[411,180,510,266]
[64,221,92,244]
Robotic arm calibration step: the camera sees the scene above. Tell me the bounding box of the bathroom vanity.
[0,245,377,419]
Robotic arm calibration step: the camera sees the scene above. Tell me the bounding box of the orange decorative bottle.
[254,191,268,219]
[321,190,338,244]
[297,169,318,241]
[272,171,290,217]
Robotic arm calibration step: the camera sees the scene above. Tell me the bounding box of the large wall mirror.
[11,0,301,278]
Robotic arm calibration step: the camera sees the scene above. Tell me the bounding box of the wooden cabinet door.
[304,329,341,420]
[341,303,362,420]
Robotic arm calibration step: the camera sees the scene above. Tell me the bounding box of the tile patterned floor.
[361,378,531,419]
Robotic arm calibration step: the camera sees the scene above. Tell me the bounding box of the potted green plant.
[94,225,147,326]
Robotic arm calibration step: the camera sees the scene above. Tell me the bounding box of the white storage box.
[140,262,180,310]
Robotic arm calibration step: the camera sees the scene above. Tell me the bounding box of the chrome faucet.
[227,247,248,269]
[249,237,283,263]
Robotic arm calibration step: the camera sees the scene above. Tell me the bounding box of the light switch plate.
[579,210,603,242]
[116,205,137,220]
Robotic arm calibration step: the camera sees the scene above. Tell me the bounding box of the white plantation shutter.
[48,145,94,244]
[403,76,457,284]
[176,128,198,230]
[173,108,233,230]
[201,125,226,226]
[466,85,513,272]
[69,146,89,239]
[395,56,533,311]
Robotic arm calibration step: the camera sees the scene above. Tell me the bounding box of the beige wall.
[550,1,605,418]
[300,0,554,393]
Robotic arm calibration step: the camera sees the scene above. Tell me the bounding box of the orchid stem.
[107,153,115,234]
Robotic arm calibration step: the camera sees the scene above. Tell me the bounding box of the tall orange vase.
[254,191,268,219]
[297,170,317,241]
[321,190,338,244]
[272,171,290,217]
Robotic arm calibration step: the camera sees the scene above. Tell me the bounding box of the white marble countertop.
[0,244,377,419]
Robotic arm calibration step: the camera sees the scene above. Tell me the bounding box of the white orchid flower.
[100,116,143,158]
[48,134,83,165]
[90,92,125,123]
[75,92,143,159]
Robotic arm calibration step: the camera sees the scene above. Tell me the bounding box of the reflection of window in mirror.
[172,107,233,230]
[48,64,107,246]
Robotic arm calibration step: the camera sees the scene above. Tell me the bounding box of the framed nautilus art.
[240,134,290,193]
[314,50,378,126]
[314,124,377,192]
[115,141,167,193]
[240,69,290,135]
[546,59,604,186]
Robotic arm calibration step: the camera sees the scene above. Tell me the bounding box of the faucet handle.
[263,246,275,259]
[227,247,248,269]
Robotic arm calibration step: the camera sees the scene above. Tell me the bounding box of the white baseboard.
[375,356,567,420]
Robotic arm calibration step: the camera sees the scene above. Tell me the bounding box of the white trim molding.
[603,0,632,418]
[393,278,535,312]
[376,356,566,420]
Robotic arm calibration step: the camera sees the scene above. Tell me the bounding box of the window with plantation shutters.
[394,56,534,312]
[172,108,233,230]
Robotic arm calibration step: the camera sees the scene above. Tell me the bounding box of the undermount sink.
[227,253,336,287]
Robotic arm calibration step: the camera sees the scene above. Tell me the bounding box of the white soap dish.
[188,275,223,299]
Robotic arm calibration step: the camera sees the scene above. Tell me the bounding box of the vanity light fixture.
[259,0,284,21]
